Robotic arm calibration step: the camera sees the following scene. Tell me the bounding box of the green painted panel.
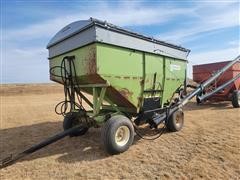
[49,42,187,113]
[144,54,164,99]
[96,43,143,109]
[49,44,97,83]
[96,43,143,76]
[161,57,186,106]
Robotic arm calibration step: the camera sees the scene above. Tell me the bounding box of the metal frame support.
[93,87,107,115]
[104,97,121,113]
[96,87,107,114]
[93,87,98,115]
[78,91,93,108]
[73,83,124,118]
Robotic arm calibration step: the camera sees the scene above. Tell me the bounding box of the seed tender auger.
[1,18,239,169]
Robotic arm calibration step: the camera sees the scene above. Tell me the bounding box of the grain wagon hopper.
[193,61,240,107]
[1,18,239,169]
[46,18,190,150]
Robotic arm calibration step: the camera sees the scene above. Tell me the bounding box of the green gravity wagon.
[47,18,190,154]
[2,19,240,169]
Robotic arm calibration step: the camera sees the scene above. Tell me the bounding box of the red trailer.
[193,61,240,107]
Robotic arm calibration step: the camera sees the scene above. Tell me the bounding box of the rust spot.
[85,47,97,74]
[132,77,138,80]
[107,87,136,110]
[123,76,130,79]
[79,74,106,84]
[119,88,134,99]
[115,76,121,79]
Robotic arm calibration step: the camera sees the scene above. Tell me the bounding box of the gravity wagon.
[47,18,190,154]
[1,19,239,169]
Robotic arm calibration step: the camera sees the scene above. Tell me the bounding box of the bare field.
[0,84,239,179]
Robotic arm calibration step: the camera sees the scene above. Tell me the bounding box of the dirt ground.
[0,84,239,179]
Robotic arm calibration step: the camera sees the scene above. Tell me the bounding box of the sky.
[1,0,239,84]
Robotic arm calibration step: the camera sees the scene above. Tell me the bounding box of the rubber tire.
[63,112,88,137]
[166,109,184,132]
[101,115,134,155]
[232,90,240,108]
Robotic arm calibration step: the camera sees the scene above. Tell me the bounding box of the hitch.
[0,125,84,169]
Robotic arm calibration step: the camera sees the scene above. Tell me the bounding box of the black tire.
[101,115,134,155]
[166,109,184,132]
[232,90,240,108]
[63,112,89,137]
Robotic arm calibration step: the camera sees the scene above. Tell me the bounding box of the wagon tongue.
[0,125,84,169]
[0,155,14,168]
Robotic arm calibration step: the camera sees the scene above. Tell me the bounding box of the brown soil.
[0,84,239,179]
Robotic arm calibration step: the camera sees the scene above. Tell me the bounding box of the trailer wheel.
[63,112,88,137]
[166,109,184,132]
[232,90,240,108]
[101,115,134,154]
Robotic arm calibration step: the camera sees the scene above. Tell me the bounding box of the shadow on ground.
[0,120,166,166]
[3,101,230,166]
[184,101,233,111]
[0,121,108,165]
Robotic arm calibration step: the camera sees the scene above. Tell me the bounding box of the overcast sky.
[1,0,239,83]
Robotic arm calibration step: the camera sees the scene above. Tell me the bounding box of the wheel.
[166,109,184,132]
[101,115,134,155]
[63,112,89,137]
[232,90,240,108]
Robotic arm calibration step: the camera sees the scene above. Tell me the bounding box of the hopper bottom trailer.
[1,18,239,169]
[193,61,240,108]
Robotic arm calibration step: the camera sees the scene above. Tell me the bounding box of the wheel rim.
[175,113,183,128]
[115,126,130,147]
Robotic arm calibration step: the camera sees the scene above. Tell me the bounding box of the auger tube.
[152,55,240,126]
[197,73,240,102]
